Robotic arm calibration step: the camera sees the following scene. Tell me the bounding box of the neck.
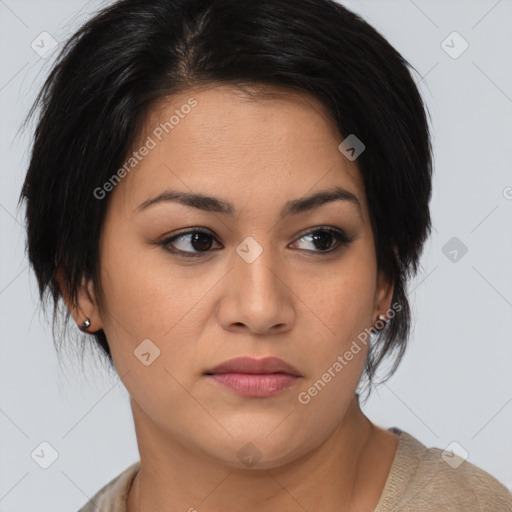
[126,395,398,512]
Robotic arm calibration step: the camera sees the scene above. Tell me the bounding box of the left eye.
[158,227,352,258]
[292,228,353,253]
[290,227,352,254]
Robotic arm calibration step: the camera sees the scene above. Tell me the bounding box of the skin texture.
[60,84,399,511]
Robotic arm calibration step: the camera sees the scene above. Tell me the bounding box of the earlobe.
[55,269,102,332]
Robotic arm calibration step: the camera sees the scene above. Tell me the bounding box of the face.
[82,84,392,469]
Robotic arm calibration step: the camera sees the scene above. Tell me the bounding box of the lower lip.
[208,372,299,397]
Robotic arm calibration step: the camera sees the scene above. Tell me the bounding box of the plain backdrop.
[1,0,511,510]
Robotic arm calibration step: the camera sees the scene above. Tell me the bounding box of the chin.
[194,429,316,471]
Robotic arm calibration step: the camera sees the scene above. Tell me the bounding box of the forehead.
[108,84,367,217]
[147,84,343,154]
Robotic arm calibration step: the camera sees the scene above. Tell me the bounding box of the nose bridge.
[218,234,295,333]
[234,234,285,304]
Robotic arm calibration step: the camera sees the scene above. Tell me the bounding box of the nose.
[216,239,296,335]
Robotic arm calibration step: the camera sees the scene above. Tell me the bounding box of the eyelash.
[157,226,354,259]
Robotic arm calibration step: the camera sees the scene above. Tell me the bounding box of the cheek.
[96,231,221,374]
[99,229,180,326]
[299,245,377,385]
[293,264,375,423]
[316,250,377,338]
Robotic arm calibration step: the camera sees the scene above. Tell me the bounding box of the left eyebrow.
[135,185,362,219]
[281,186,362,218]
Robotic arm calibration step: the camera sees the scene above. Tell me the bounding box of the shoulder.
[77,461,140,512]
[375,429,512,512]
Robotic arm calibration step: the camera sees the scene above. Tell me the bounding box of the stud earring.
[79,318,91,331]
[374,313,387,331]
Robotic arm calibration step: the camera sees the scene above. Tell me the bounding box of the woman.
[19,0,512,510]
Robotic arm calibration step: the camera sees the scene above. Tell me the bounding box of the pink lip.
[209,373,299,397]
[205,356,302,398]
[206,356,301,376]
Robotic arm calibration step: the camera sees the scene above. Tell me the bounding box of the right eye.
[158,229,223,258]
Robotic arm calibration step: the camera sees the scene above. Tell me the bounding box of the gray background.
[1,0,511,510]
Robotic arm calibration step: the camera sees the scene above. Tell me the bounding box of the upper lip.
[205,356,301,377]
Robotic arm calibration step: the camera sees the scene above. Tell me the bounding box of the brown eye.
[292,227,353,253]
[159,229,221,258]
[189,231,214,251]
[310,230,335,251]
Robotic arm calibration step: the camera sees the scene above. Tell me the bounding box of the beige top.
[77,428,512,511]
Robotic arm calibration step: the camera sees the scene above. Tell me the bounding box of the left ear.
[373,246,399,321]
[373,268,394,322]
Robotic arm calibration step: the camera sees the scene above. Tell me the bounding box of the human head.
[19,0,432,399]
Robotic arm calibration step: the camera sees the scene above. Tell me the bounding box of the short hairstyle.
[19,0,432,395]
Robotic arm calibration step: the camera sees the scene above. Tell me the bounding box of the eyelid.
[294,225,350,242]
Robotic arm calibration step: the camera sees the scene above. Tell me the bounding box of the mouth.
[204,356,302,398]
